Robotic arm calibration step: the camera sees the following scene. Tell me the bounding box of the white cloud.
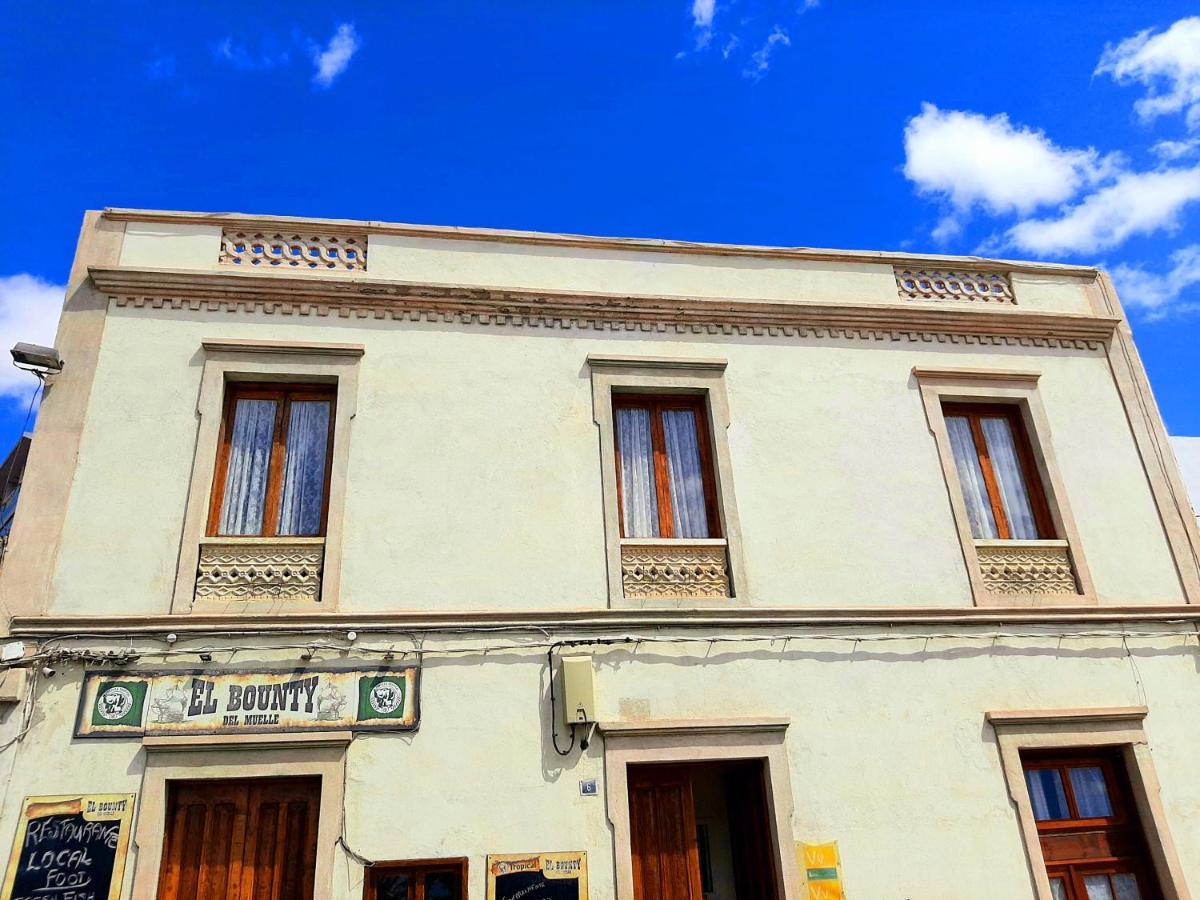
[1006,165,1200,255]
[743,27,790,80]
[213,37,290,71]
[903,104,1117,217]
[1096,17,1200,130]
[312,23,360,88]
[0,274,64,401]
[1110,245,1200,317]
[1152,137,1200,160]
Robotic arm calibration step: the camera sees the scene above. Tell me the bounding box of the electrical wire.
[547,644,575,756]
[17,377,43,435]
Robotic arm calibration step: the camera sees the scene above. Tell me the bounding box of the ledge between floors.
[8,605,1200,637]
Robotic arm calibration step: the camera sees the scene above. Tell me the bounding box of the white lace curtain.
[218,398,276,535]
[218,397,331,536]
[617,406,709,539]
[277,400,332,535]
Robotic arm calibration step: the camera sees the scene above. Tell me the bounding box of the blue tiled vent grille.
[221,230,367,272]
[895,267,1014,303]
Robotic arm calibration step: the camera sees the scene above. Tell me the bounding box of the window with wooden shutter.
[208,384,337,538]
[941,402,1054,541]
[613,394,721,540]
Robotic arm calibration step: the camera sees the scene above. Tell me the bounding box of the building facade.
[1,209,1199,899]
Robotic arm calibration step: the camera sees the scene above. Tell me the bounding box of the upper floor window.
[207,383,336,537]
[613,394,721,540]
[942,402,1053,541]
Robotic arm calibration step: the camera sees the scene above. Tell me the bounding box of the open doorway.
[628,761,780,900]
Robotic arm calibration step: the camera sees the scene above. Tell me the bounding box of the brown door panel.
[158,777,320,900]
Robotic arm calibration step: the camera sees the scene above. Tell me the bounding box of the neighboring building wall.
[1171,436,1200,526]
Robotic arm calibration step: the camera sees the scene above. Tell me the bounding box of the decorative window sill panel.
[195,537,324,604]
[621,538,730,601]
[975,539,1078,596]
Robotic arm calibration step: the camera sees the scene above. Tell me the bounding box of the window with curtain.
[613,394,721,540]
[1021,751,1159,899]
[941,402,1054,541]
[208,383,335,538]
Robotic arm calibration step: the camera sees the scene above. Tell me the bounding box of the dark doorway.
[628,760,779,900]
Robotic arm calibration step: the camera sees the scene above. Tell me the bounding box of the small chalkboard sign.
[1,794,135,900]
[487,852,588,900]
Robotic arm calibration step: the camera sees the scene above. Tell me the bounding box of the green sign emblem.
[92,682,147,727]
[358,675,408,721]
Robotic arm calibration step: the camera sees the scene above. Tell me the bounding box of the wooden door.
[628,766,705,900]
[158,777,321,900]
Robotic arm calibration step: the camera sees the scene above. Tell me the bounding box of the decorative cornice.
[9,605,1200,637]
[599,717,789,737]
[91,266,1119,350]
[101,208,1101,278]
[586,354,728,372]
[912,366,1041,383]
[986,707,1148,728]
[201,339,364,357]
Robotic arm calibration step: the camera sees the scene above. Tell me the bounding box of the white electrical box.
[561,655,596,724]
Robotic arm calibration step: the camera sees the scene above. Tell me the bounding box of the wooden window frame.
[1022,751,1130,833]
[363,857,470,900]
[612,393,722,540]
[941,401,1055,540]
[206,382,337,538]
[1021,748,1159,899]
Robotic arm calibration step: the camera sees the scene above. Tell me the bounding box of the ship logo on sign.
[369,681,403,715]
[97,686,134,720]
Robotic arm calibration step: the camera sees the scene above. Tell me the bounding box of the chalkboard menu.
[487,852,588,900]
[1,794,135,900]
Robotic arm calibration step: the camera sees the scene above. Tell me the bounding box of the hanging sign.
[1,794,135,900]
[74,667,419,738]
[799,841,844,900]
[486,852,588,900]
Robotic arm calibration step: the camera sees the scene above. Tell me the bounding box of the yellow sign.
[486,851,588,900]
[2,794,135,900]
[798,841,843,900]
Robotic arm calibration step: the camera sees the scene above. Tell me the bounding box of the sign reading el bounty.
[75,667,418,738]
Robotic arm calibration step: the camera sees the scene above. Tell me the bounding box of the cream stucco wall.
[1,632,1197,898]
[40,300,1181,616]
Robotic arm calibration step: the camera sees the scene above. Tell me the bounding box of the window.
[207,384,336,537]
[1022,751,1160,899]
[941,402,1053,541]
[365,860,467,900]
[613,394,720,540]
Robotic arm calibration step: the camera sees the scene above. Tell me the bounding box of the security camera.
[41,665,56,678]
[11,343,63,375]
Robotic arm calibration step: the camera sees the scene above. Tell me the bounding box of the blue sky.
[1,1,1198,449]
